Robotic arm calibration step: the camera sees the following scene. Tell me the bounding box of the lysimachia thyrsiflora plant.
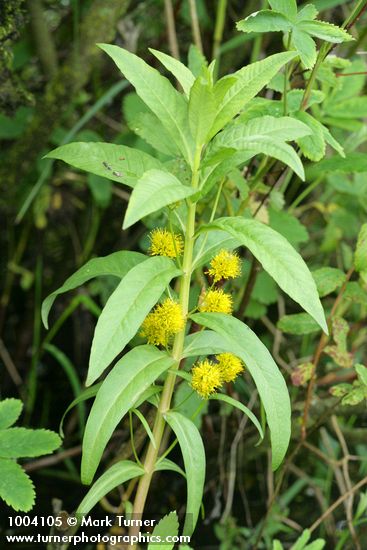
[41,12,352,541]
[0,398,61,512]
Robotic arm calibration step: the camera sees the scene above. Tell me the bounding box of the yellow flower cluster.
[191,354,244,399]
[148,228,183,258]
[216,353,244,383]
[207,249,241,283]
[141,298,184,347]
[191,360,223,399]
[199,289,233,314]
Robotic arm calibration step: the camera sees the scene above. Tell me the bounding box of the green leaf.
[298,20,353,43]
[174,382,208,428]
[155,458,186,478]
[294,111,326,162]
[128,110,180,156]
[325,97,367,119]
[236,11,291,33]
[123,169,195,229]
[306,153,367,178]
[154,458,186,478]
[98,44,194,165]
[297,5,319,21]
[77,460,144,515]
[45,142,163,187]
[269,207,309,247]
[147,511,179,550]
[355,224,367,273]
[277,313,321,335]
[165,411,205,536]
[87,256,180,386]
[292,528,311,550]
[42,251,145,329]
[188,75,216,146]
[269,0,297,19]
[355,364,367,387]
[149,48,195,97]
[209,393,263,440]
[59,383,102,438]
[82,346,175,484]
[208,52,297,138]
[200,217,327,333]
[321,126,344,157]
[292,28,317,69]
[87,174,112,208]
[132,408,156,449]
[0,458,35,512]
[0,399,23,430]
[188,44,208,77]
[312,267,346,297]
[212,116,308,179]
[190,313,291,470]
[0,428,61,458]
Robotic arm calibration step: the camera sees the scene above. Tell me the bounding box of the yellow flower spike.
[141,298,184,347]
[148,228,183,259]
[199,289,233,314]
[216,353,244,383]
[207,249,241,283]
[191,359,223,399]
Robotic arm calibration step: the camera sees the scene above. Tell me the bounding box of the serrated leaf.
[269,207,309,247]
[355,224,367,273]
[189,313,291,470]
[87,256,180,386]
[298,20,353,43]
[98,44,194,165]
[147,512,179,550]
[82,346,175,484]
[325,97,367,119]
[294,111,326,162]
[236,11,292,33]
[42,251,145,329]
[277,313,321,335]
[0,428,61,458]
[77,460,144,515]
[297,5,319,21]
[45,142,163,188]
[312,267,346,297]
[306,153,367,179]
[0,399,23,430]
[292,28,317,68]
[165,411,205,535]
[189,75,216,146]
[208,52,297,138]
[123,169,195,229]
[0,458,35,512]
[200,217,327,332]
[149,48,195,97]
[269,0,297,19]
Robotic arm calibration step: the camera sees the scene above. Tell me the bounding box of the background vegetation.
[1,1,367,548]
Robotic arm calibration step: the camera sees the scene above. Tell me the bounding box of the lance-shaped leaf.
[192,230,242,270]
[269,0,297,19]
[188,75,216,146]
[0,458,35,512]
[211,116,310,179]
[45,142,163,187]
[292,27,317,69]
[190,313,290,470]
[165,411,205,536]
[123,169,195,229]
[42,251,145,329]
[0,428,61,458]
[77,460,144,515]
[87,256,181,386]
[149,48,195,97]
[208,51,297,139]
[82,346,175,484]
[98,44,194,165]
[199,217,327,333]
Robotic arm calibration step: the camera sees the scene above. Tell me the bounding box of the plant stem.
[129,148,202,544]
[212,0,227,73]
[164,0,180,60]
[189,0,203,53]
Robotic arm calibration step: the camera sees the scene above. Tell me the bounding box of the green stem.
[189,0,203,53]
[129,147,202,543]
[283,33,293,116]
[212,0,227,75]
